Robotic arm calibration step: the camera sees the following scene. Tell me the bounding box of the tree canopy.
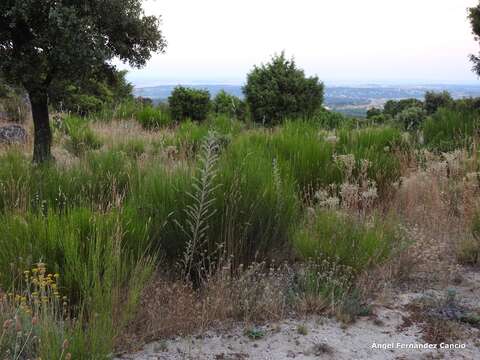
[470,3,480,76]
[0,0,166,162]
[243,52,324,125]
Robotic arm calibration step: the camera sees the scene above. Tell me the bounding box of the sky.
[118,0,480,87]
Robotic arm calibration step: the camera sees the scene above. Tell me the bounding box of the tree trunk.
[29,91,52,163]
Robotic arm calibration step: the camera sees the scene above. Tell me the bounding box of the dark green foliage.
[452,97,480,112]
[136,106,172,129]
[469,3,480,75]
[366,107,382,119]
[383,98,423,118]
[169,86,211,121]
[51,70,134,116]
[243,52,324,125]
[0,0,165,161]
[423,107,480,152]
[395,106,427,131]
[424,91,453,115]
[212,90,246,119]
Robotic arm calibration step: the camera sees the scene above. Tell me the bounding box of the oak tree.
[0,0,165,162]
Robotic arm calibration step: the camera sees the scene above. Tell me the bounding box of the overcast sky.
[119,0,480,86]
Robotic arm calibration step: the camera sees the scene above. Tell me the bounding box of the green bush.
[423,107,480,152]
[243,52,324,125]
[212,90,246,119]
[168,86,211,121]
[136,106,172,129]
[383,98,423,118]
[293,210,401,273]
[63,115,102,156]
[395,106,426,131]
[366,107,382,119]
[424,91,453,115]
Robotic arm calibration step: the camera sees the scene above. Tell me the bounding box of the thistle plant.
[178,132,221,282]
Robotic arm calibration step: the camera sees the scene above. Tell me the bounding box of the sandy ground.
[116,270,480,360]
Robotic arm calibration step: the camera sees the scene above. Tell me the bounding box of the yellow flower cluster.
[1,262,68,319]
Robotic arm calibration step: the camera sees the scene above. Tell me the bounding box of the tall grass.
[128,164,193,259]
[62,115,103,156]
[215,135,300,266]
[0,208,154,358]
[0,150,137,213]
[423,107,480,152]
[293,210,402,273]
[337,126,405,194]
[136,106,173,129]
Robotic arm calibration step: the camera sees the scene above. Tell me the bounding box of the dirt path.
[116,270,480,360]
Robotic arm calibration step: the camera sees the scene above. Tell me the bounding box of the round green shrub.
[168,86,211,122]
[243,52,324,125]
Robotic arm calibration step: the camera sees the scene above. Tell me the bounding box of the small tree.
[243,52,324,125]
[424,91,453,115]
[169,86,211,122]
[0,1,165,162]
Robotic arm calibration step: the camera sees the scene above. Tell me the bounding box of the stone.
[0,124,27,144]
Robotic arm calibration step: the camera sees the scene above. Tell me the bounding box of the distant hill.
[134,83,480,117]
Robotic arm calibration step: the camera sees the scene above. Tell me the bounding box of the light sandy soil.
[116,270,480,360]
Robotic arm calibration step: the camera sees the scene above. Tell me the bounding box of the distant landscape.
[135,83,480,117]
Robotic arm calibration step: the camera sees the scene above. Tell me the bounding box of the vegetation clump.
[169,86,211,122]
[243,52,324,125]
[212,90,246,119]
[136,106,172,129]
